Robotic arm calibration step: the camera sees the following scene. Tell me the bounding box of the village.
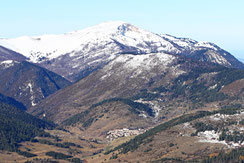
[106,128,146,141]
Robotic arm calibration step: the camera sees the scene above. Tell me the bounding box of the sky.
[0,0,244,58]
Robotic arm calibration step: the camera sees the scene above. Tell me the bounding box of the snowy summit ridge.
[0,21,187,62]
[0,21,242,81]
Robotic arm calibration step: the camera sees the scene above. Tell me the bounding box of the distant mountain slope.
[161,34,244,69]
[0,21,242,81]
[29,52,244,128]
[0,60,71,108]
[0,102,54,151]
[28,52,182,123]
[28,51,244,126]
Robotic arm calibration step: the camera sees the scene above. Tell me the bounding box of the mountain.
[28,51,244,125]
[2,21,244,162]
[160,34,244,69]
[0,60,71,108]
[27,52,185,123]
[0,21,243,81]
[27,51,244,162]
[27,51,244,149]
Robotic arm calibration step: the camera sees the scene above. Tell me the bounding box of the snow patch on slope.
[0,60,19,69]
[195,42,218,51]
[206,51,231,65]
[100,53,185,81]
[161,34,197,48]
[115,53,174,70]
[198,130,244,148]
[27,83,36,106]
[198,130,227,145]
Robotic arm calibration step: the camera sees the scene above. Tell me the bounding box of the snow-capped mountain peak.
[0,60,19,69]
[0,21,243,81]
[0,21,177,63]
[68,21,143,37]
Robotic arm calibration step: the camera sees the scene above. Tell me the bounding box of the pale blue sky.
[0,0,243,58]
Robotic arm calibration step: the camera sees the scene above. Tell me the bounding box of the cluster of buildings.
[106,128,146,141]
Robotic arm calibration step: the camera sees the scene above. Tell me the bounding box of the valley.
[1,21,244,162]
